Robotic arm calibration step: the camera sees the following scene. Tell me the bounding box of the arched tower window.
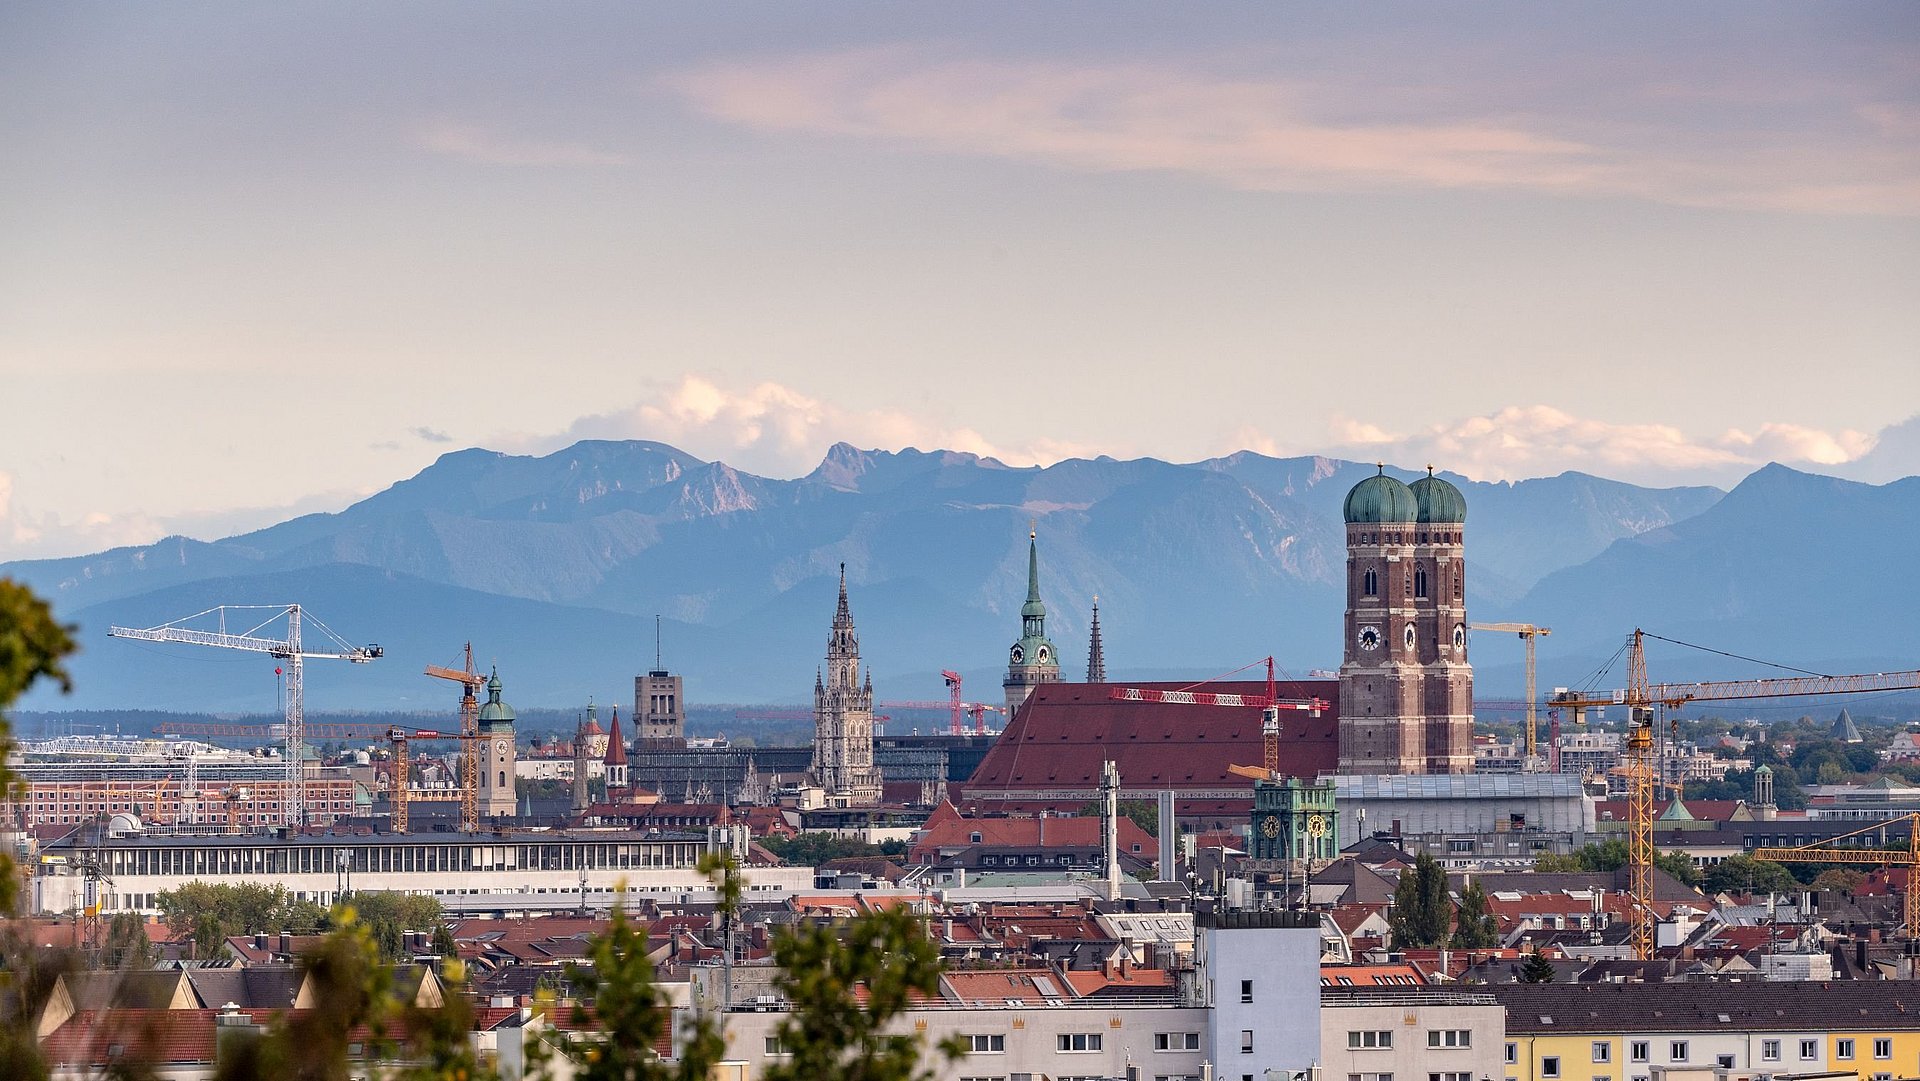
[1362,569,1378,597]
[1414,569,1429,599]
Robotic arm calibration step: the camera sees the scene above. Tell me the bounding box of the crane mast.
[1549,629,1920,961]
[110,605,380,827]
[1469,622,1550,761]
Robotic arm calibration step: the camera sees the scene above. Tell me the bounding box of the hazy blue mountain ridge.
[7,441,1907,713]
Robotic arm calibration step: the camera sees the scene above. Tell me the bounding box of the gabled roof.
[958,679,1339,815]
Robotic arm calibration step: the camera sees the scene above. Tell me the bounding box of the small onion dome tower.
[476,669,519,817]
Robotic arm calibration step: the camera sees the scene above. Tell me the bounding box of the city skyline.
[4,3,1915,561]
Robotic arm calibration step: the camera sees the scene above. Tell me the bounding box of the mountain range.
[5,441,1914,716]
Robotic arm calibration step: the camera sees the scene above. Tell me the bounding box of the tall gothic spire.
[1086,595,1106,684]
[1023,523,1043,611]
[835,562,851,625]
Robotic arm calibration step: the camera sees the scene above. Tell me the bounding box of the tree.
[1519,950,1556,983]
[343,892,446,963]
[1451,880,1500,949]
[0,581,79,1081]
[156,882,319,959]
[1703,854,1798,897]
[535,854,737,1081]
[760,905,961,1081]
[1811,868,1866,892]
[1654,850,1703,887]
[1076,799,1160,837]
[761,833,901,867]
[0,579,77,913]
[1531,852,1582,872]
[213,910,399,1081]
[102,912,154,970]
[1388,852,1452,949]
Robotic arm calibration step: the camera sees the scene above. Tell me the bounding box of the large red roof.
[957,679,1339,822]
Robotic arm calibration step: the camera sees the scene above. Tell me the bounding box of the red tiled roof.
[909,802,1158,862]
[957,680,1339,816]
[1320,963,1427,987]
[605,708,627,766]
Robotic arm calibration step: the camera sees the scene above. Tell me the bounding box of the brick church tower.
[1337,466,1474,774]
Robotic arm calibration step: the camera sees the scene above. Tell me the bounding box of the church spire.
[1024,523,1043,611]
[1087,595,1106,684]
[835,562,852,626]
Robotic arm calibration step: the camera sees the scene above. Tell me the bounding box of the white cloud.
[420,123,631,167]
[664,48,1920,216]
[529,374,1097,477]
[1314,405,1882,486]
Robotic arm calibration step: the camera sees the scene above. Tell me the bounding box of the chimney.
[1037,810,1046,846]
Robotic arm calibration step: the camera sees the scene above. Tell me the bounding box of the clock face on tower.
[1009,644,1024,664]
[1260,816,1281,838]
[1357,625,1381,651]
[494,737,510,761]
[1036,645,1051,664]
[1306,813,1328,838]
[1404,623,1417,651]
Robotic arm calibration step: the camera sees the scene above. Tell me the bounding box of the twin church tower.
[812,466,1472,807]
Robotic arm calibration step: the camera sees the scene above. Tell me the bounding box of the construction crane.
[387,726,488,834]
[879,671,1005,735]
[110,605,381,827]
[1108,658,1328,781]
[1469,622,1551,760]
[1753,814,1920,940]
[1548,629,1920,960]
[423,644,488,834]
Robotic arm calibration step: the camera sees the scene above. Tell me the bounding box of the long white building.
[32,825,811,916]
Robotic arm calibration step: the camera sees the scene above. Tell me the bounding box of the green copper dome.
[477,669,516,725]
[1343,469,1418,524]
[1410,471,1467,524]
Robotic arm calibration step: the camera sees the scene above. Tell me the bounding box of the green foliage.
[1388,852,1452,949]
[1450,880,1500,949]
[1076,799,1160,837]
[761,832,903,867]
[1519,951,1556,983]
[214,910,398,1081]
[343,892,446,963]
[1703,854,1799,897]
[1655,850,1703,887]
[156,882,319,959]
[103,912,155,970]
[1531,852,1582,872]
[761,906,961,1081]
[535,860,736,1081]
[0,579,77,915]
[1811,868,1867,892]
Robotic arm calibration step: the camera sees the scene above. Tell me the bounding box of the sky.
[2,3,1916,562]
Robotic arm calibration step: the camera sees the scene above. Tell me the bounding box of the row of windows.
[1520,1036,1892,1077]
[83,839,707,878]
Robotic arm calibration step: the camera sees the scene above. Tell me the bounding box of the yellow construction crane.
[1549,629,1920,960]
[424,643,488,832]
[1469,622,1551,759]
[1753,814,1920,941]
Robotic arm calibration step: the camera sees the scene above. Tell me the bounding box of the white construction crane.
[1469,622,1551,760]
[109,605,382,827]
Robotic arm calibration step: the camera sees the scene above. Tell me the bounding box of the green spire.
[1022,522,1045,619]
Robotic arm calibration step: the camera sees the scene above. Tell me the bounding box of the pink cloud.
[665,49,1920,216]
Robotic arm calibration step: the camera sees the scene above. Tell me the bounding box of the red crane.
[1108,657,1328,779]
[878,670,1005,736]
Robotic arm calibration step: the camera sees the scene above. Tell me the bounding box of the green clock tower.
[1248,776,1338,863]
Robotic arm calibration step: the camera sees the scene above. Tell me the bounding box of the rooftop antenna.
[655,614,662,671]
